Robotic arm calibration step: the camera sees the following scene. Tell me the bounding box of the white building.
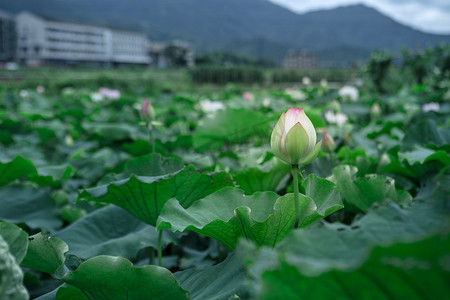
[110,29,150,64]
[16,11,150,66]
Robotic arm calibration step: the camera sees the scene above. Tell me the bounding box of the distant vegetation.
[195,51,276,68]
[190,66,266,85]
[1,45,449,91]
[2,0,449,65]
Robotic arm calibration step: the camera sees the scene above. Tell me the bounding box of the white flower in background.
[65,134,74,147]
[199,99,225,113]
[99,87,121,100]
[285,88,307,101]
[302,76,311,86]
[335,113,348,127]
[262,98,271,107]
[325,110,335,123]
[325,110,348,127]
[36,85,45,93]
[62,87,75,95]
[90,92,104,102]
[19,90,30,98]
[320,79,328,89]
[338,85,359,101]
[422,102,440,112]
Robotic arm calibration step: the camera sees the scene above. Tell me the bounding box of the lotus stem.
[157,230,163,266]
[149,124,156,153]
[149,247,155,265]
[329,152,335,167]
[292,164,300,229]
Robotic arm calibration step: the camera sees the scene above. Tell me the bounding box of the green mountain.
[2,0,449,65]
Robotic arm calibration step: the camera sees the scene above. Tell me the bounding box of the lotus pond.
[0,49,449,299]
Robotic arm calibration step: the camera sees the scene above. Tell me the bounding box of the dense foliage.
[0,46,449,299]
[195,52,276,68]
[190,66,265,84]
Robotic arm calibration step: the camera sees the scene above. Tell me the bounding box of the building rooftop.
[20,11,147,36]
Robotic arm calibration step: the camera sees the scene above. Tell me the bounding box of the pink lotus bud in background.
[270,107,322,166]
[371,103,381,118]
[99,87,121,100]
[140,98,155,124]
[321,130,336,152]
[243,92,253,101]
[422,102,440,112]
[36,85,45,93]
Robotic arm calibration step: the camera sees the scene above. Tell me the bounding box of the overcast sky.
[269,0,450,34]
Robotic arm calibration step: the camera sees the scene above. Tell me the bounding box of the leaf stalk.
[292,164,300,229]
